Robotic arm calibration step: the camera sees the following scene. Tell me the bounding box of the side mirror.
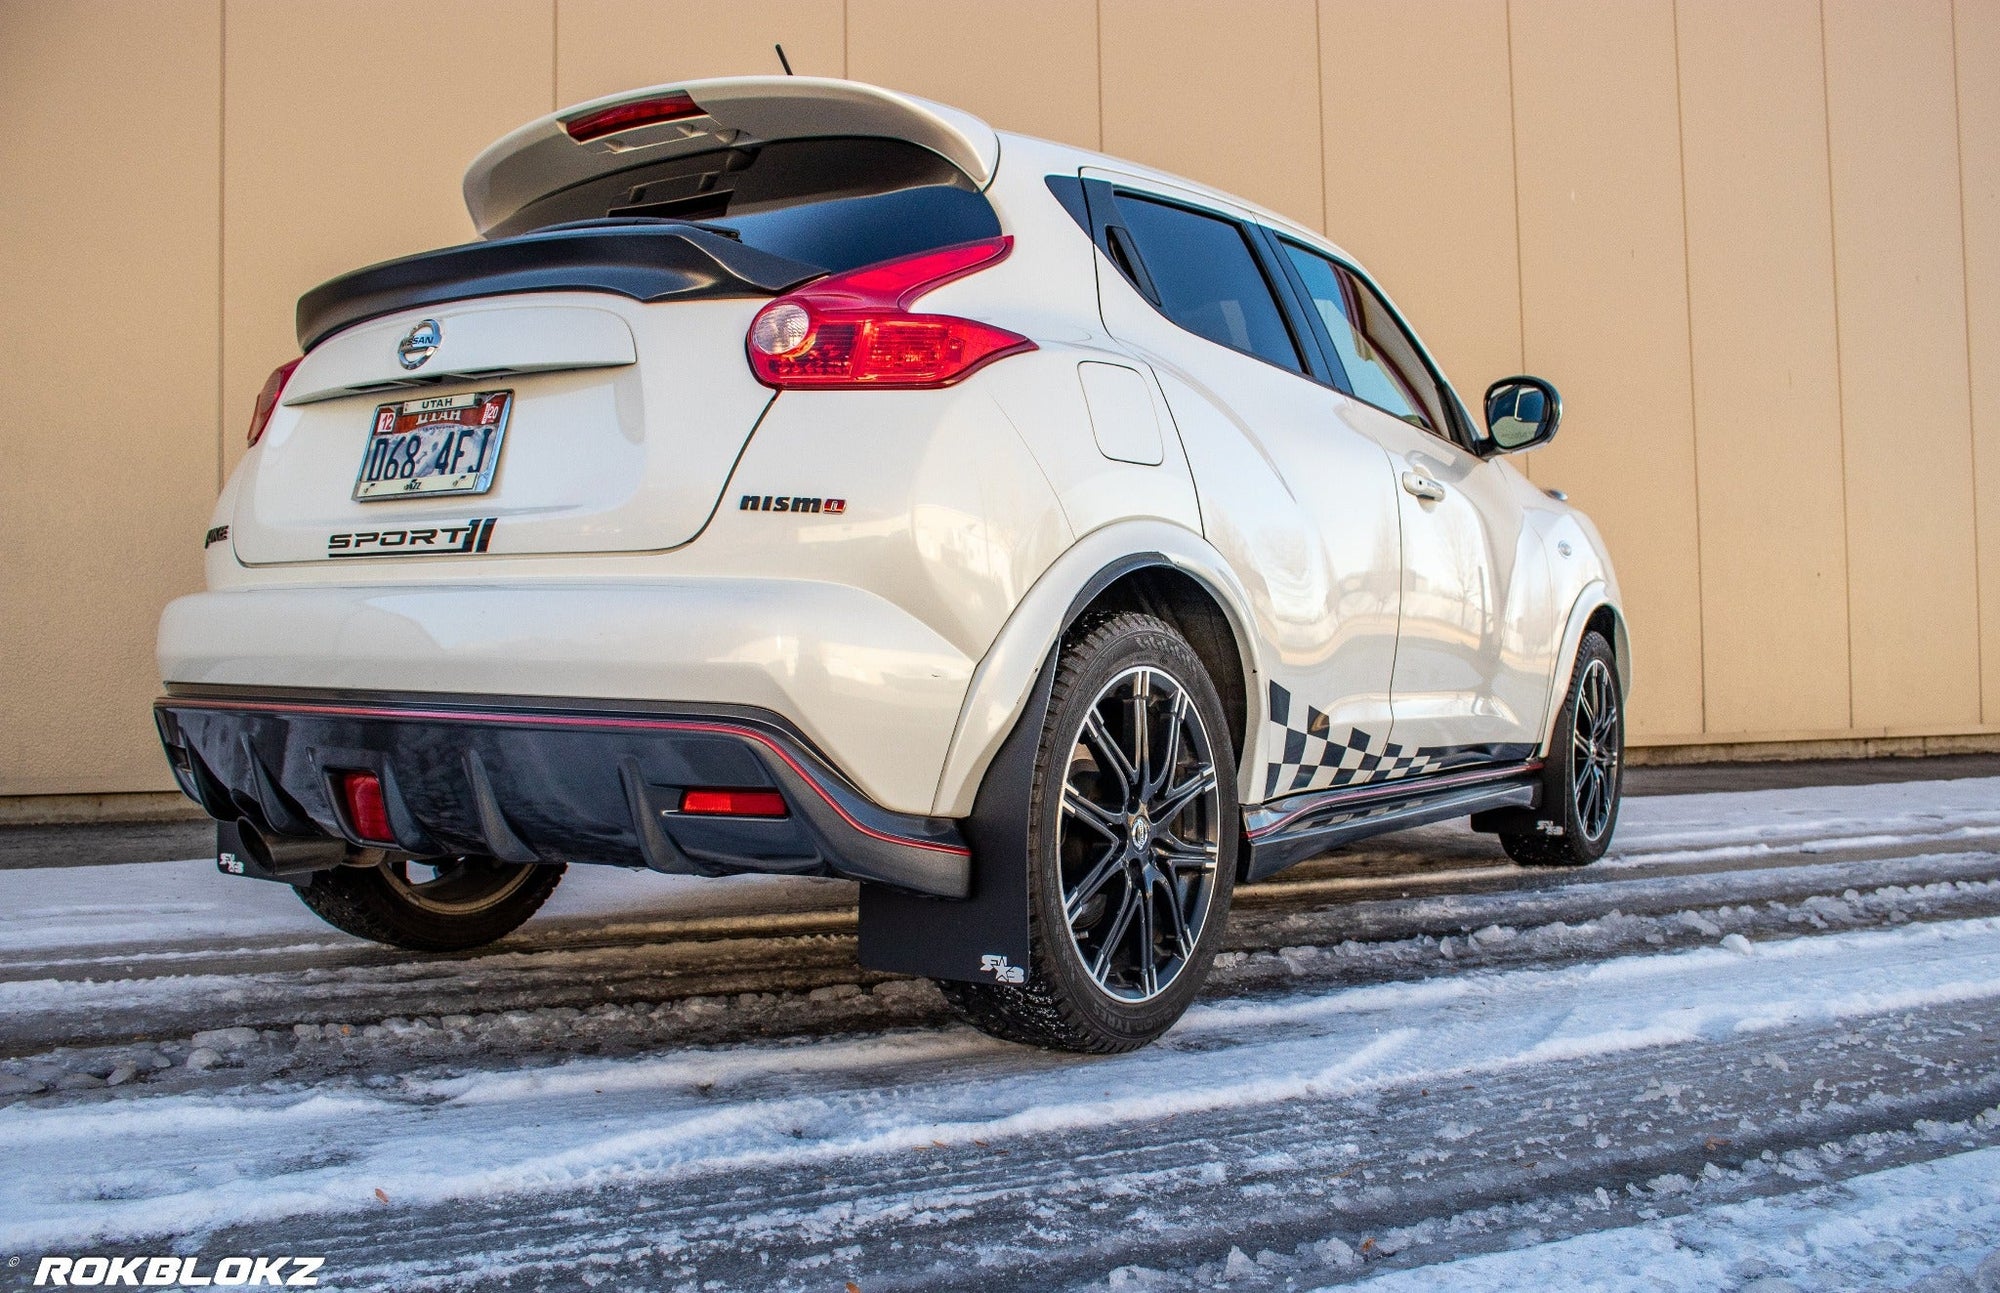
[1483,376,1562,454]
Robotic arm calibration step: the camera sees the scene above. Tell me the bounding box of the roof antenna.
[774,43,795,76]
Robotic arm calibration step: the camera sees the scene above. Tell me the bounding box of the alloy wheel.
[376,855,541,917]
[1570,657,1621,840]
[1058,665,1224,1002]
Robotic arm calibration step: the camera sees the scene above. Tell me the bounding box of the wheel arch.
[930,522,1264,818]
[1066,562,1251,770]
[1537,584,1631,756]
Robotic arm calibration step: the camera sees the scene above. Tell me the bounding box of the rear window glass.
[492,136,1000,273]
[712,186,999,273]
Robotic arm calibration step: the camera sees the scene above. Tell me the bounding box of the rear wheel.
[295,854,564,952]
[941,612,1238,1053]
[1501,630,1622,868]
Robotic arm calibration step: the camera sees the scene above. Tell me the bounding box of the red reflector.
[247,357,301,447]
[679,788,788,818]
[745,236,1035,390]
[563,91,704,142]
[337,771,395,845]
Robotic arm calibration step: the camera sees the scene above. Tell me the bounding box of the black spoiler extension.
[296,221,824,351]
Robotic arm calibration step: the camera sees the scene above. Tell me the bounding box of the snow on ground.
[1605,774,2000,869]
[1333,1146,2000,1292]
[0,854,845,956]
[1,774,1997,1288]
[4,912,2000,1251]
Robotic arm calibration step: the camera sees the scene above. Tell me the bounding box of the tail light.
[562,91,704,143]
[336,770,395,845]
[746,236,1035,389]
[679,788,789,818]
[247,358,301,447]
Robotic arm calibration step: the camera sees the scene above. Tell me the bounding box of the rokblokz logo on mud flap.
[31,1255,323,1286]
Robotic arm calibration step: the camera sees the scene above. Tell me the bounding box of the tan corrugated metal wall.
[3,0,1997,806]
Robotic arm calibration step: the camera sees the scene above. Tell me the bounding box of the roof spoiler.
[295,223,824,351]
[463,76,1001,239]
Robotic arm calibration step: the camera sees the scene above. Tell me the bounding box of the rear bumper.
[153,686,970,898]
[157,581,977,816]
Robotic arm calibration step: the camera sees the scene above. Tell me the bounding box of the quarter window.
[1281,243,1449,434]
[1110,194,1303,373]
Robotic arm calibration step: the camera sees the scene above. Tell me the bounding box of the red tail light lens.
[337,770,395,845]
[247,358,301,447]
[563,91,704,143]
[679,788,789,818]
[746,236,1035,389]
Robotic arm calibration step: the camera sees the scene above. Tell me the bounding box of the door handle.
[1401,470,1447,502]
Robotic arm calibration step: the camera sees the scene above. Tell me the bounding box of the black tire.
[940,612,1239,1053]
[296,854,565,952]
[1501,630,1623,868]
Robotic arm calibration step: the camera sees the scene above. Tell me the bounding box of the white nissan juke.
[155,76,1628,1053]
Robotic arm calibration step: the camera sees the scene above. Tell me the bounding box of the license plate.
[353,390,512,501]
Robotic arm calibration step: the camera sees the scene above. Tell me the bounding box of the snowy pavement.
[1,777,1998,1290]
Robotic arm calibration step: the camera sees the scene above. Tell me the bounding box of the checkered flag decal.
[1264,681,1446,799]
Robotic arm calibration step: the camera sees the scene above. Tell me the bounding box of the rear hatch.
[232,77,1001,565]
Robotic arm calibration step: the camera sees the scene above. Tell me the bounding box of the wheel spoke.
[1579,766,1602,830]
[1090,881,1140,984]
[1129,671,1153,794]
[1153,766,1219,825]
[1156,835,1220,875]
[1160,875,1196,959]
[1150,688,1190,798]
[1065,846,1127,924]
[1062,783,1123,841]
[1135,877,1159,996]
[1082,711,1138,802]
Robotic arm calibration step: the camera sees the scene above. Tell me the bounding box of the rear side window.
[493,136,1000,273]
[1109,194,1302,373]
[1281,242,1450,434]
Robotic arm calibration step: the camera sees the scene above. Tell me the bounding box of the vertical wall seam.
[842,0,849,78]
[550,0,559,109]
[1819,0,1859,731]
[1669,0,1708,735]
[1313,0,1327,232]
[215,0,227,496]
[1949,0,1988,722]
[1504,0,1527,378]
[1502,0,1531,485]
[1095,0,1105,150]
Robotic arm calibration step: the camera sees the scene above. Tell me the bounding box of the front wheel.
[941,612,1238,1053]
[1501,630,1623,867]
[296,854,565,951]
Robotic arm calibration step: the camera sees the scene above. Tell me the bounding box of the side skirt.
[1242,762,1543,881]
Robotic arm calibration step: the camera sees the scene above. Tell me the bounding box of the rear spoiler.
[295,222,822,351]
[463,76,1000,238]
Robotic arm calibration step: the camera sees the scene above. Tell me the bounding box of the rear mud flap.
[855,652,1057,986]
